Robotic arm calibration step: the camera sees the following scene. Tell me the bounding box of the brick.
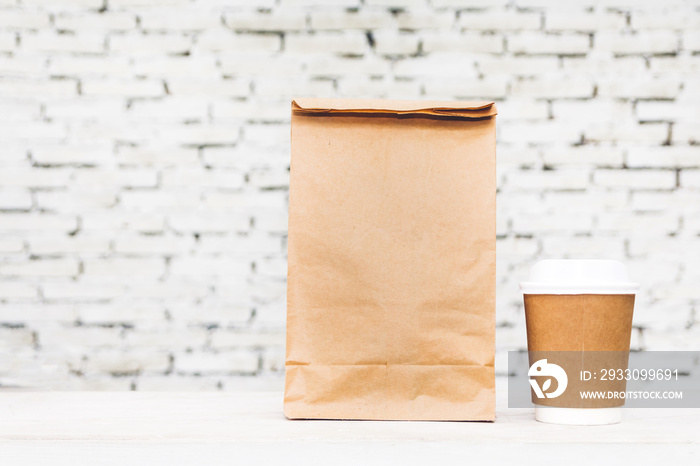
[120,190,200,211]
[54,13,136,31]
[459,11,541,31]
[0,78,77,97]
[211,329,284,348]
[86,350,170,374]
[338,76,422,99]
[597,212,679,235]
[202,191,286,210]
[175,350,259,374]
[650,55,700,74]
[128,281,209,300]
[82,79,164,97]
[0,283,37,299]
[0,122,66,141]
[0,238,24,254]
[158,124,241,146]
[630,191,697,213]
[116,146,199,167]
[542,236,625,258]
[211,100,289,122]
[42,282,125,300]
[196,30,280,53]
[552,100,633,124]
[310,10,392,30]
[114,235,194,255]
[0,259,79,277]
[585,122,669,144]
[281,0,356,5]
[81,211,165,233]
[499,121,583,144]
[546,12,626,31]
[224,10,306,31]
[506,169,589,190]
[562,55,647,74]
[424,77,508,100]
[109,0,191,5]
[132,56,219,79]
[679,170,700,189]
[394,54,477,78]
[0,56,45,78]
[168,212,250,233]
[628,147,700,168]
[595,31,679,55]
[598,78,680,99]
[166,78,250,97]
[396,9,454,29]
[129,97,209,121]
[29,237,110,255]
[110,33,192,55]
[422,32,504,54]
[0,10,50,29]
[83,258,165,278]
[45,98,125,119]
[166,299,251,324]
[170,256,251,276]
[511,77,593,98]
[37,325,122,348]
[23,0,103,7]
[477,56,558,76]
[49,56,131,79]
[36,190,117,212]
[162,167,245,189]
[373,31,419,56]
[254,77,335,99]
[252,209,288,233]
[593,169,676,189]
[0,328,34,349]
[365,0,423,6]
[22,32,104,54]
[31,144,112,166]
[285,32,367,55]
[674,122,700,145]
[512,212,593,233]
[219,54,302,77]
[136,375,219,391]
[0,188,32,210]
[73,169,158,188]
[508,32,589,55]
[125,326,208,348]
[0,32,16,52]
[637,101,700,122]
[138,11,219,30]
[198,234,281,255]
[631,11,700,30]
[541,146,624,167]
[686,31,700,52]
[0,214,77,233]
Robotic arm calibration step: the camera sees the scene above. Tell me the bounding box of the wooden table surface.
[0,388,697,465]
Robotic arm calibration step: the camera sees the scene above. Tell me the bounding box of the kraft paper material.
[284,98,497,421]
[524,294,635,408]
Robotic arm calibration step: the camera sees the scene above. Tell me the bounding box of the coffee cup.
[519,260,638,425]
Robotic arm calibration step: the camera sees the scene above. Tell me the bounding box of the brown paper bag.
[284,98,497,421]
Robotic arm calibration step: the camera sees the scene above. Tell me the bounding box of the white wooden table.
[0,387,698,465]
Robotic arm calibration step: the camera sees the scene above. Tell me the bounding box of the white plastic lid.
[519,259,639,295]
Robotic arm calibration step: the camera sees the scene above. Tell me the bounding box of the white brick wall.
[0,0,699,390]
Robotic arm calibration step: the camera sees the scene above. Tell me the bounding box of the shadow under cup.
[520,260,638,425]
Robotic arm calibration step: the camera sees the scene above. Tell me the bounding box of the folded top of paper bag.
[292,98,497,119]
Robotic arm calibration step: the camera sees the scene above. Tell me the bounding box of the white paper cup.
[520,260,638,426]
